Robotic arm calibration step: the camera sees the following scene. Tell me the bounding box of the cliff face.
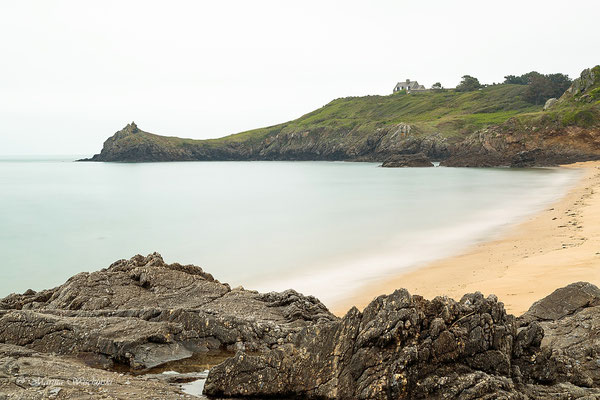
[82,66,600,166]
[443,66,600,167]
[82,122,452,162]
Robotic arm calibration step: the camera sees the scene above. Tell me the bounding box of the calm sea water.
[0,157,580,304]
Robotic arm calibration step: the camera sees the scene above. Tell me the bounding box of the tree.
[431,82,443,89]
[504,71,572,104]
[546,73,572,97]
[456,75,482,92]
[525,74,554,105]
[523,72,572,105]
[504,75,528,85]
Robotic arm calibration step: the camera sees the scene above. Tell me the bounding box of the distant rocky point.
[1,254,600,398]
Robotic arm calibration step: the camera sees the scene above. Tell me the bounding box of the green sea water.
[0,157,580,305]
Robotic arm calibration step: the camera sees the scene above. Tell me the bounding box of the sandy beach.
[332,161,600,317]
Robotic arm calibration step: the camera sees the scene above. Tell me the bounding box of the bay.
[0,157,579,305]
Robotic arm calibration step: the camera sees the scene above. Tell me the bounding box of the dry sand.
[332,161,600,317]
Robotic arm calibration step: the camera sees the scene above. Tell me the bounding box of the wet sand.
[332,161,600,317]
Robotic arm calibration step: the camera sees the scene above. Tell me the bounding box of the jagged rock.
[205,285,600,399]
[3,255,600,399]
[381,153,433,167]
[562,67,599,100]
[207,290,504,398]
[0,253,335,370]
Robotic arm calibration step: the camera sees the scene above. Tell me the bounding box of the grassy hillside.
[207,84,541,146]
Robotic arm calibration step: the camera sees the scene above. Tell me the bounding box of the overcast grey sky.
[1,0,598,155]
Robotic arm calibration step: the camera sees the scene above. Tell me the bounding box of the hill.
[82,66,600,166]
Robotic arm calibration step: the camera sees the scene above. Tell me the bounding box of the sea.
[0,156,581,306]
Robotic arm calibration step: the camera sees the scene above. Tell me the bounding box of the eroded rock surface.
[3,255,600,399]
[0,253,335,371]
[519,282,600,387]
[205,284,600,399]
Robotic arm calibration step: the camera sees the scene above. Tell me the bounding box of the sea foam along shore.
[334,161,600,317]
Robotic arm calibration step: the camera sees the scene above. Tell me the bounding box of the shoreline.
[331,161,600,317]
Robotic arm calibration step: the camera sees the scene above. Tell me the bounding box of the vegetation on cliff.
[248,83,538,138]
[510,66,600,129]
[503,71,572,105]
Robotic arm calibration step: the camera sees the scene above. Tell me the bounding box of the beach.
[332,161,600,317]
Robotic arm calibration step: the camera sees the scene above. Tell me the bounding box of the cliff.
[444,66,600,167]
[81,66,600,166]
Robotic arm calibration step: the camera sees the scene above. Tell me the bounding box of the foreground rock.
[519,282,600,386]
[0,253,335,371]
[381,153,433,167]
[205,283,600,399]
[3,254,600,399]
[0,343,198,399]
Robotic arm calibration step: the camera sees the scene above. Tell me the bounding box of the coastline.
[332,161,600,317]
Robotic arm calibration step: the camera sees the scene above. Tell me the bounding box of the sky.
[0,0,599,155]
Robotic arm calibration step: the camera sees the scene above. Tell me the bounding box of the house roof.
[396,80,420,88]
[394,79,428,92]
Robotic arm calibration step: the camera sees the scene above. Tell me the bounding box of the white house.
[393,79,427,93]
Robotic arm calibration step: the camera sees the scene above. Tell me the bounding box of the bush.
[456,75,482,92]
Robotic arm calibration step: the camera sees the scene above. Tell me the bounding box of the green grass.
[124,84,565,150]
[201,84,541,146]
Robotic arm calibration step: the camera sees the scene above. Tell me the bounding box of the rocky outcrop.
[543,97,557,110]
[442,119,600,168]
[561,66,600,102]
[381,153,433,167]
[205,284,600,399]
[519,282,600,386]
[3,255,600,399]
[0,253,335,370]
[80,122,452,163]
